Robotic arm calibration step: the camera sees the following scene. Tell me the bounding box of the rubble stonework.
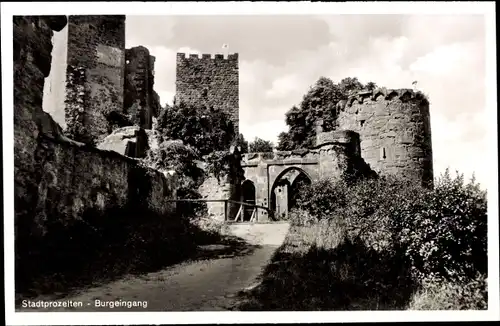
[14,15,68,230]
[175,53,239,134]
[337,88,434,188]
[198,146,245,221]
[64,15,126,145]
[124,46,161,129]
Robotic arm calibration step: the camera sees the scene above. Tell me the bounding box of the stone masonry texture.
[124,46,161,130]
[64,15,126,145]
[235,130,373,221]
[175,53,239,134]
[336,88,434,188]
[14,16,184,296]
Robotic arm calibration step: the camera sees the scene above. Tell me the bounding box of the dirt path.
[17,222,290,312]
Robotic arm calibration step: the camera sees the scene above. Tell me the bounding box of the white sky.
[120,14,491,189]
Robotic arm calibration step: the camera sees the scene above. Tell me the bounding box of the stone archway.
[241,179,256,221]
[270,167,312,220]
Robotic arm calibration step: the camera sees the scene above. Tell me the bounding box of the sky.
[44,14,490,189]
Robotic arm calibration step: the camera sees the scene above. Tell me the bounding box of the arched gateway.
[238,129,372,222]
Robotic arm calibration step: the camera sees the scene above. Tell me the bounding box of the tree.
[249,137,274,152]
[277,76,371,151]
[156,101,236,157]
[338,77,365,96]
[366,81,377,91]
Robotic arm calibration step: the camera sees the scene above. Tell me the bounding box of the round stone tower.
[336,88,433,188]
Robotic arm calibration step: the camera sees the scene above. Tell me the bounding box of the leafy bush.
[290,169,487,309]
[156,102,236,157]
[396,170,487,283]
[143,140,207,219]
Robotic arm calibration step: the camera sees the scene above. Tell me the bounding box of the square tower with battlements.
[175,53,239,134]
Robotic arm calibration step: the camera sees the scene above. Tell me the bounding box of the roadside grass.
[238,224,415,311]
[237,170,488,311]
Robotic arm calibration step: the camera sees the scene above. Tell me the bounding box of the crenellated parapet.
[176,52,239,62]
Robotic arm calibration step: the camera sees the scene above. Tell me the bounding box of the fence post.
[224,200,228,221]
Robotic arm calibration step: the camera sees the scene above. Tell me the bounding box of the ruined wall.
[124,46,161,129]
[198,147,245,221]
[14,16,188,296]
[64,15,126,145]
[337,88,434,187]
[14,15,69,230]
[175,53,239,134]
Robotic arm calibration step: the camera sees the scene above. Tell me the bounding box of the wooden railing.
[164,198,272,222]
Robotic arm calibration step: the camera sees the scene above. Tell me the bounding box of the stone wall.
[14,15,68,229]
[124,46,161,129]
[175,53,239,134]
[337,88,434,187]
[64,15,126,145]
[14,16,186,296]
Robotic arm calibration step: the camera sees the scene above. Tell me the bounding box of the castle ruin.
[16,14,434,226]
[63,15,161,150]
[13,14,435,295]
[180,54,434,221]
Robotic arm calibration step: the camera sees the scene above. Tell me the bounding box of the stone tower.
[175,52,239,134]
[124,46,160,130]
[64,15,126,145]
[336,88,434,188]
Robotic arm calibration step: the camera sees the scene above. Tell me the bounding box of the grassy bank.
[238,170,488,310]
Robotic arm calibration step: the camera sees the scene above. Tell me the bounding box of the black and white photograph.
[2,1,498,325]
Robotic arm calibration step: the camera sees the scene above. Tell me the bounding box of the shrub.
[290,168,487,309]
[295,175,424,252]
[295,169,487,284]
[396,170,488,283]
[143,140,207,220]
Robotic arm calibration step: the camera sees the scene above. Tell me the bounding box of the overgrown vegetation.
[156,101,237,156]
[146,101,245,218]
[277,77,376,150]
[238,169,488,310]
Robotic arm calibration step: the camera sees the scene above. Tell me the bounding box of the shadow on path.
[16,223,290,312]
